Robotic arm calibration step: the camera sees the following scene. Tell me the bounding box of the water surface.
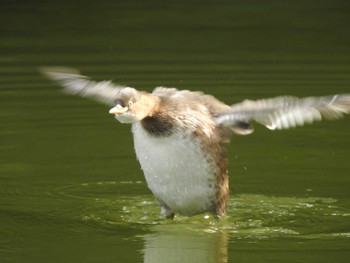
[1,0,350,262]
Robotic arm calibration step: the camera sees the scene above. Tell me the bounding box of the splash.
[52,181,350,240]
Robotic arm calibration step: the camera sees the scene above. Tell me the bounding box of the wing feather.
[41,67,126,106]
[216,94,350,131]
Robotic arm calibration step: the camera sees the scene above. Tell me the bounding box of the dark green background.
[1,0,350,262]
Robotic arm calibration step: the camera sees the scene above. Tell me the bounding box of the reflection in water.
[143,224,228,263]
[54,181,349,262]
[1,180,350,262]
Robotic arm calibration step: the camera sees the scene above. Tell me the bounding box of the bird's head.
[109,87,158,123]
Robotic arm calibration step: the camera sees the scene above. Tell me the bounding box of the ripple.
[3,181,348,239]
[45,181,350,239]
[50,181,145,200]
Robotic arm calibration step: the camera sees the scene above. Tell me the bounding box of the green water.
[1,0,350,262]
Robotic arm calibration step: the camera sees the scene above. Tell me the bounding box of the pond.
[1,0,350,262]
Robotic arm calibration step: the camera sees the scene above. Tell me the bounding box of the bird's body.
[133,122,224,218]
[125,87,231,218]
[43,68,350,219]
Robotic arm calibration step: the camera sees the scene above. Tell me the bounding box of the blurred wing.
[216,94,350,131]
[41,67,126,106]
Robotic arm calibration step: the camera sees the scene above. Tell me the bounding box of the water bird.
[42,68,350,219]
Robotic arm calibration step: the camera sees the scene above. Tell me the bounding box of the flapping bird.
[42,67,350,219]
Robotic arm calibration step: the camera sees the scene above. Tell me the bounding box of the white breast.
[132,123,217,216]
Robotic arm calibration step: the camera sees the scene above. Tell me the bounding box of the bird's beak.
[109,105,128,115]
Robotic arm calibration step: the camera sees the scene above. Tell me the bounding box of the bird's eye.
[128,101,134,107]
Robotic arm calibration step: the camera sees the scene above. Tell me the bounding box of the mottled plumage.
[42,67,350,219]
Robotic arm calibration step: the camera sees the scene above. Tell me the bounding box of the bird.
[42,67,350,219]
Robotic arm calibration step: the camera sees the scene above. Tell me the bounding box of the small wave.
[20,181,350,239]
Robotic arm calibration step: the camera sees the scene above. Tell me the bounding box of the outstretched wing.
[215,94,350,132]
[41,67,126,106]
